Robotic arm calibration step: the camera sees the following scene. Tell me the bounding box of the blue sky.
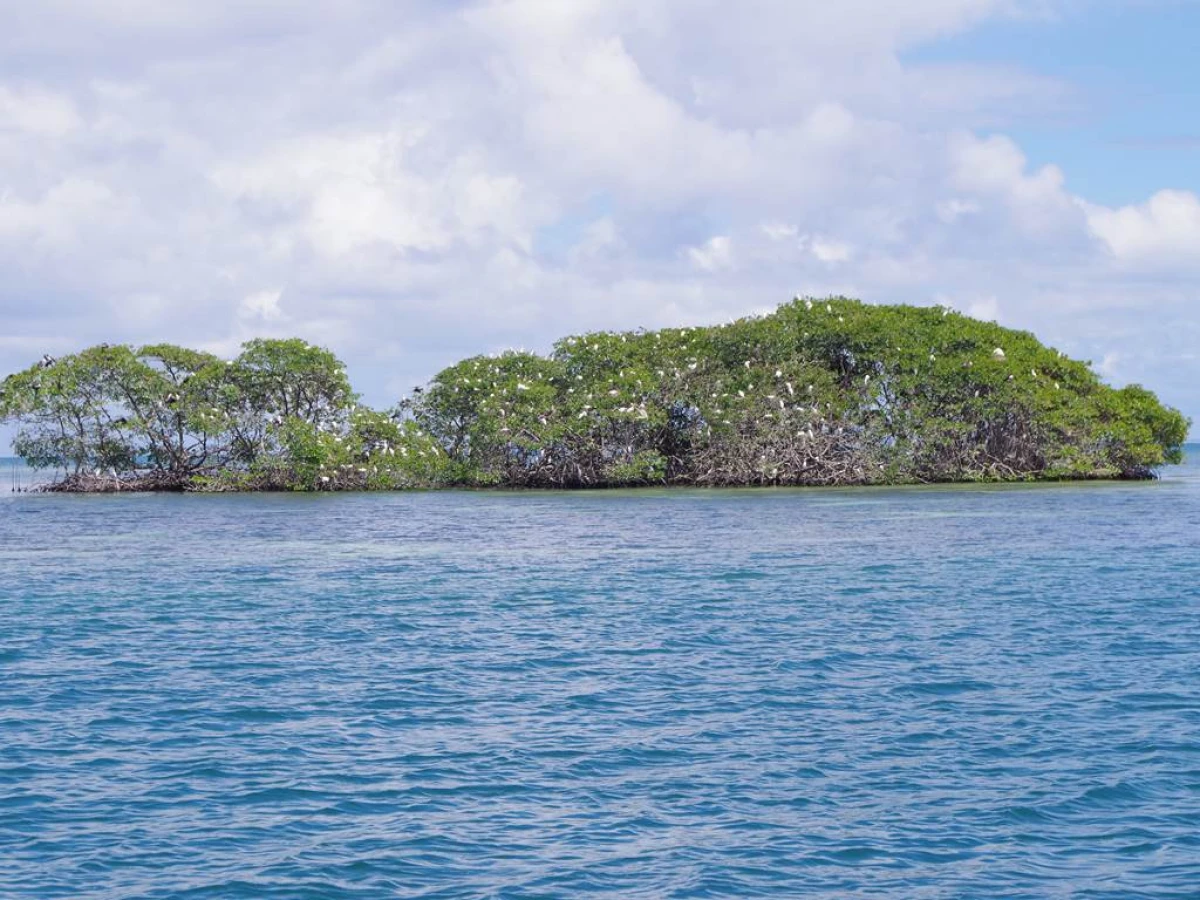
[907,0,1200,206]
[2,0,1199,452]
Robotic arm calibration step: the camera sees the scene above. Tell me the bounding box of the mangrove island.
[1,297,1188,492]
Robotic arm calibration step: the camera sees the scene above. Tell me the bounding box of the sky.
[2,0,1198,450]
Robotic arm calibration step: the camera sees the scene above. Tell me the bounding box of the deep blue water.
[2,453,1199,898]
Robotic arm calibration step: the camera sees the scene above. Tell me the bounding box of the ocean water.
[2,452,1199,898]
[2,457,55,494]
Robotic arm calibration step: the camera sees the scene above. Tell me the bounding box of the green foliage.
[410,297,1189,487]
[1,338,359,488]
[1,344,150,474]
[2,298,1188,491]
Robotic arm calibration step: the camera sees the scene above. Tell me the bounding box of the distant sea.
[2,449,1199,897]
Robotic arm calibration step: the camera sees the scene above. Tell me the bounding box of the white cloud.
[688,235,734,272]
[0,0,1197,447]
[761,221,799,242]
[0,177,118,247]
[933,292,1001,321]
[808,236,854,264]
[1085,190,1200,269]
[568,217,623,264]
[240,289,285,322]
[947,132,1080,234]
[0,85,81,136]
[936,198,980,223]
[1097,351,1122,378]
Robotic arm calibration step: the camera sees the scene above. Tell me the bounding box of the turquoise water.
[2,453,1199,897]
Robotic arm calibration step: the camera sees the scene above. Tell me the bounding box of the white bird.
[992,348,1006,360]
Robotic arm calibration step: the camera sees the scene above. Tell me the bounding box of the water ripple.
[2,461,1200,897]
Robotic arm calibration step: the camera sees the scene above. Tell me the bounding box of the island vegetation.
[1,298,1188,491]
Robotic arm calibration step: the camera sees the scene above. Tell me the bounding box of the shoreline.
[20,469,1166,496]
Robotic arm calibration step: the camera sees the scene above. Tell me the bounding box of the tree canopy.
[1,299,1189,491]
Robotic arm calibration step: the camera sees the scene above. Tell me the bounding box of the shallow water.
[2,452,1199,897]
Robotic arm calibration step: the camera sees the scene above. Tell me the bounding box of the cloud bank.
[1,0,1196,436]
